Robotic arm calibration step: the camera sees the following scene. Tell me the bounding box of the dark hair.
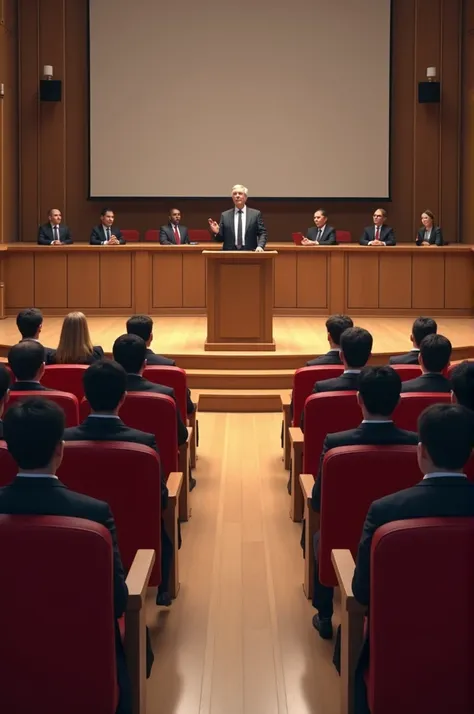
[340,327,373,368]
[451,361,474,411]
[418,404,474,470]
[422,209,435,221]
[16,308,43,339]
[358,366,402,416]
[4,399,64,469]
[374,208,387,218]
[419,334,451,373]
[0,365,11,401]
[169,207,180,215]
[84,360,127,412]
[412,316,437,348]
[8,340,45,381]
[100,208,114,216]
[326,314,354,346]
[314,209,327,218]
[113,334,146,374]
[126,314,153,342]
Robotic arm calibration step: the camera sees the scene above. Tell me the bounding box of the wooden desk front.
[1,243,472,316]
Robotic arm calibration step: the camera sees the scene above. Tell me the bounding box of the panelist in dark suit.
[306,314,353,366]
[451,360,474,411]
[16,308,56,365]
[159,208,190,245]
[208,184,267,251]
[310,366,418,640]
[416,210,444,246]
[312,327,373,394]
[8,340,51,392]
[301,209,337,246]
[401,334,452,393]
[359,208,396,246]
[389,316,437,365]
[37,208,73,245]
[90,209,126,245]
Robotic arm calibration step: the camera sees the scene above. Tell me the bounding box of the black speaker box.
[418,81,440,104]
[40,80,62,102]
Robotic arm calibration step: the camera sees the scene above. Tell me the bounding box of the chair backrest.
[390,364,422,382]
[0,441,18,486]
[6,390,79,427]
[0,514,117,714]
[303,392,360,474]
[368,518,474,714]
[144,229,159,242]
[121,229,139,242]
[292,365,344,427]
[188,228,212,242]
[319,445,419,586]
[58,441,162,586]
[42,364,89,401]
[335,230,351,243]
[393,392,451,431]
[143,365,187,420]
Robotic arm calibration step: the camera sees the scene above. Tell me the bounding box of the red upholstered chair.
[335,230,351,243]
[0,441,17,485]
[42,365,88,401]
[144,229,159,242]
[121,229,139,242]
[188,229,212,242]
[143,366,187,421]
[390,364,422,382]
[292,365,344,428]
[393,392,451,431]
[0,514,154,714]
[6,390,79,427]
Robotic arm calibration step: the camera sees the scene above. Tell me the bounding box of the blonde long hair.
[55,312,94,364]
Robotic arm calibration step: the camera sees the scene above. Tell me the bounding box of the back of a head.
[340,327,373,368]
[126,314,153,342]
[418,403,474,470]
[358,366,402,416]
[84,360,127,411]
[451,361,474,411]
[16,308,43,339]
[419,333,451,373]
[326,314,354,346]
[8,340,45,381]
[113,334,146,374]
[4,399,65,470]
[55,312,94,364]
[412,316,437,347]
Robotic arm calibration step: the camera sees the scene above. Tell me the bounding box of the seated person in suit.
[312,327,373,394]
[112,334,188,447]
[451,361,474,411]
[8,340,50,391]
[126,314,195,415]
[307,314,354,366]
[401,334,451,393]
[208,184,267,252]
[416,209,444,246]
[359,209,396,246]
[159,208,190,245]
[37,208,73,245]
[53,312,104,365]
[389,316,437,365]
[0,365,11,438]
[16,308,56,365]
[0,398,135,713]
[310,366,418,640]
[63,359,173,607]
[90,208,126,245]
[301,209,337,246]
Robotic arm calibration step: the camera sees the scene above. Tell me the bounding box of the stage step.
[186,368,293,390]
[195,389,289,413]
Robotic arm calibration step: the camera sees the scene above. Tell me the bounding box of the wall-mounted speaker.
[40,80,62,102]
[418,81,440,104]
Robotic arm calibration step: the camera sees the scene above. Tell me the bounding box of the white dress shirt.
[423,472,467,480]
[315,223,327,242]
[16,473,58,479]
[234,205,247,247]
[102,225,112,244]
[171,223,181,242]
[51,223,61,243]
[424,229,431,242]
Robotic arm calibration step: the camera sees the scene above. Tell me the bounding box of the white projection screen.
[89,0,391,199]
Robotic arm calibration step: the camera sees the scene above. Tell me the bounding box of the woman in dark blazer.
[416,210,444,246]
[53,312,105,365]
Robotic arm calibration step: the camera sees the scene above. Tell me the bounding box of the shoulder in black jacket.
[306,350,342,366]
[401,372,451,393]
[389,350,420,365]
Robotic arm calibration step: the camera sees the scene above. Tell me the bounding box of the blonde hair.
[232,184,248,196]
[55,312,94,364]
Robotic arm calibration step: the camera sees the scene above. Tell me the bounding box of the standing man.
[359,208,396,246]
[208,184,267,251]
[90,209,126,245]
[159,208,190,245]
[37,208,73,245]
[301,209,337,246]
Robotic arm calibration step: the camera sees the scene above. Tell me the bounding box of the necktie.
[54,226,60,242]
[237,210,243,248]
[106,227,111,242]
[316,229,322,242]
[173,225,181,244]
[375,227,380,242]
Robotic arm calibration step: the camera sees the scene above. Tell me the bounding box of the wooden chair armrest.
[167,471,183,500]
[178,428,191,521]
[187,412,197,468]
[300,472,314,501]
[281,393,292,469]
[164,471,183,599]
[289,428,304,522]
[126,549,156,611]
[331,550,365,613]
[289,427,303,448]
[300,473,319,598]
[280,393,291,409]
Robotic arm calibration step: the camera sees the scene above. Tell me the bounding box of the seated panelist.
[37,208,73,245]
[90,209,126,245]
[159,208,190,245]
[359,208,396,246]
[416,209,444,246]
[301,209,337,246]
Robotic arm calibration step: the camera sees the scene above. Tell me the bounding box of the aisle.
[145,413,339,714]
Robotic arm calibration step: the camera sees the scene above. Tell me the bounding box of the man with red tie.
[359,208,396,246]
[159,208,190,245]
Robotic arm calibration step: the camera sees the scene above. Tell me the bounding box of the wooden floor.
[145,413,339,714]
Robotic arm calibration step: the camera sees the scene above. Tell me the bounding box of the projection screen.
[89,0,391,199]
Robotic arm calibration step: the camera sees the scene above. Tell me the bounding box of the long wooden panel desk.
[1,243,472,316]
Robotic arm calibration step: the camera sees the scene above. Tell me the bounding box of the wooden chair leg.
[300,473,319,599]
[164,472,183,599]
[188,411,197,469]
[178,428,191,521]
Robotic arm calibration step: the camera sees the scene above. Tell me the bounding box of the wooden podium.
[203,250,277,351]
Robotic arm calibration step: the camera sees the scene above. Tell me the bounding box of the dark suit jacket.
[50,346,105,365]
[90,225,126,245]
[159,224,190,245]
[214,207,267,251]
[359,225,396,246]
[10,381,52,391]
[312,371,361,394]
[306,225,337,245]
[311,422,418,512]
[306,349,342,367]
[37,223,73,245]
[416,226,444,246]
[401,372,451,393]
[125,374,188,445]
[389,349,420,365]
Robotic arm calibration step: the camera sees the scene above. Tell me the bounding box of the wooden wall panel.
[378,254,412,308]
[347,253,379,309]
[296,253,328,308]
[182,253,206,307]
[412,253,445,308]
[5,254,34,307]
[99,253,132,308]
[67,254,100,307]
[34,253,67,307]
[0,0,19,243]
[152,254,182,308]
[461,0,474,243]
[444,253,473,308]
[274,253,297,307]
